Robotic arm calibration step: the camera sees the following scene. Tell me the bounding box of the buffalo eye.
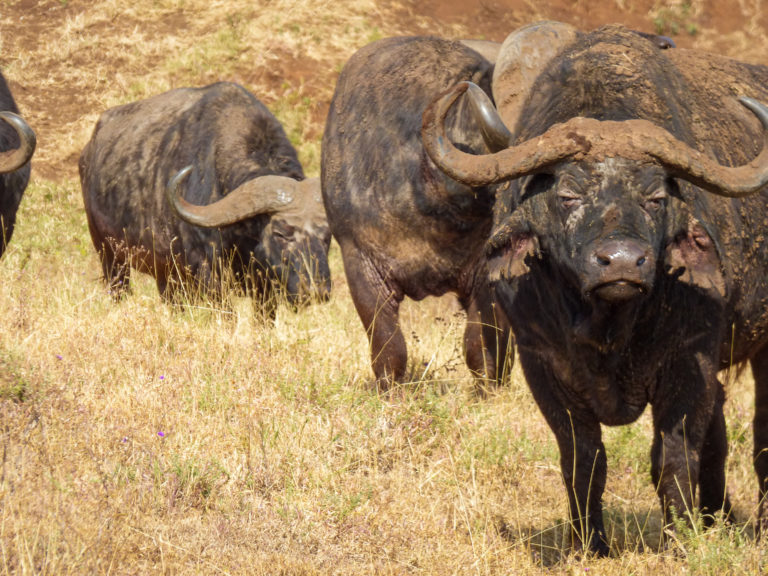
[557,187,583,210]
[272,222,294,241]
[644,187,667,212]
[520,173,554,202]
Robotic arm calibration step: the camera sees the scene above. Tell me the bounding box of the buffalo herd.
[5,17,768,557]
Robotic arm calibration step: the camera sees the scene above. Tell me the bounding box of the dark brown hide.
[79,82,331,308]
[321,36,514,388]
[424,25,768,554]
[0,72,35,258]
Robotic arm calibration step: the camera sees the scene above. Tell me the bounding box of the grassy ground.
[1,0,768,573]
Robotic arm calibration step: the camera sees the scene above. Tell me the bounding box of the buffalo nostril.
[592,239,651,271]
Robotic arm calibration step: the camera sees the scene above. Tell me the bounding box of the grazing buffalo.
[423,24,768,554]
[321,36,515,389]
[0,72,36,257]
[79,82,331,310]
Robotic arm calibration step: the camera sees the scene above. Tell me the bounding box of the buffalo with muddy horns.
[0,71,36,257]
[79,82,331,310]
[423,24,768,554]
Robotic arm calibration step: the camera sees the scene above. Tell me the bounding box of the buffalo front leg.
[99,237,131,299]
[342,248,406,387]
[154,254,187,303]
[555,414,608,556]
[461,282,515,389]
[521,353,609,556]
[156,268,181,302]
[650,361,716,531]
[751,347,768,536]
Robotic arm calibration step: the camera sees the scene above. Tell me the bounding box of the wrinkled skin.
[321,36,514,388]
[0,72,33,258]
[426,25,768,555]
[79,82,331,309]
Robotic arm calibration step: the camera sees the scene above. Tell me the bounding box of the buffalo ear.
[665,220,726,297]
[488,233,537,282]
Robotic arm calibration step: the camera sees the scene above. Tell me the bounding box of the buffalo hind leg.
[462,283,514,392]
[342,248,406,388]
[751,347,768,537]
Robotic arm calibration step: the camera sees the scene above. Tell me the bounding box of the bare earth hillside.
[2,0,767,180]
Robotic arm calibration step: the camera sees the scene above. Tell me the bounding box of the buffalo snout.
[587,238,655,302]
[281,238,332,307]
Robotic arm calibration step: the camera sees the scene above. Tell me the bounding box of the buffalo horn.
[492,21,580,128]
[653,96,768,197]
[0,111,36,174]
[422,82,768,197]
[167,165,307,227]
[422,81,581,186]
[463,82,513,152]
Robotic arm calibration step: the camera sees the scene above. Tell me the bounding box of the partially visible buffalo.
[79,82,331,310]
[423,24,768,554]
[0,71,36,257]
[321,36,514,388]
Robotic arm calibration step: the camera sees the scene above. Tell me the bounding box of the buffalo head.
[167,166,331,306]
[423,82,768,311]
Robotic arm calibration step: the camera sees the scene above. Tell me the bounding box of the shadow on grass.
[495,505,754,566]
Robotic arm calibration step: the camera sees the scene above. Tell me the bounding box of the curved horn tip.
[464,82,494,111]
[166,165,194,216]
[0,110,37,151]
[739,96,768,128]
[454,81,471,95]
[656,35,676,49]
[422,81,468,130]
[464,81,513,151]
[168,165,193,193]
[464,81,484,96]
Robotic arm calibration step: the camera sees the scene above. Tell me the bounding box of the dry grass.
[0,0,450,180]
[0,0,767,573]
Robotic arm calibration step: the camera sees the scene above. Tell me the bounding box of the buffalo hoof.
[571,530,610,559]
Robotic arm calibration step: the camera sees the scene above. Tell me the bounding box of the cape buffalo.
[0,71,36,257]
[79,82,331,310]
[423,24,768,554]
[321,36,514,389]
[321,27,675,390]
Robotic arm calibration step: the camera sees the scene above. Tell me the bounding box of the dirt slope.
[1,0,766,180]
